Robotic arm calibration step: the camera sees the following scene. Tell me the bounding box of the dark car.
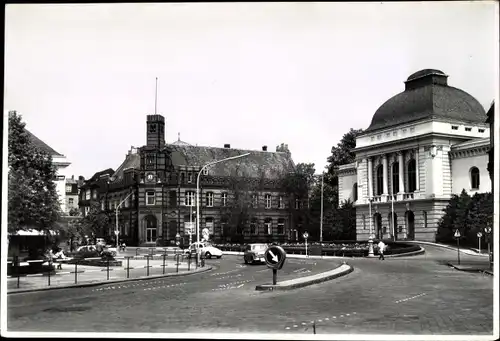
[243,243,268,264]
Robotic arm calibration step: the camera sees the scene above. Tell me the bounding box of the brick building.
[79,114,304,247]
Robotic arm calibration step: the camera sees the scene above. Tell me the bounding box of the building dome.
[365,69,486,132]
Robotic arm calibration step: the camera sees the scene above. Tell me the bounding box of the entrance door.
[144,215,157,244]
[374,213,382,240]
[406,211,415,240]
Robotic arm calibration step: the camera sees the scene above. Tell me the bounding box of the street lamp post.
[320,172,324,243]
[485,224,492,270]
[196,152,251,266]
[368,197,374,256]
[115,191,134,254]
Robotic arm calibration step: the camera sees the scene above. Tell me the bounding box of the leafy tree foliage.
[436,190,493,247]
[74,201,112,242]
[8,111,61,234]
[68,207,81,216]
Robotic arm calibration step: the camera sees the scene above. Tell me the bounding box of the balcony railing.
[365,192,418,204]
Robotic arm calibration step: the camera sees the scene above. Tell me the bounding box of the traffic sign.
[114,230,120,236]
[265,245,287,270]
[477,232,483,238]
[485,226,492,234]
[303,232,309,239]
[454,229,461,238]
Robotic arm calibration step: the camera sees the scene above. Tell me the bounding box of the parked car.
[184,242,223,259]
[76,244,117,257]
[244,243,268,264]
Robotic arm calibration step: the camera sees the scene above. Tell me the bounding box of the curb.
[7,266,213,295]
[405,241,489,257]
[446,262,493,275]
[255,263,354,291]
[384,246,426,258]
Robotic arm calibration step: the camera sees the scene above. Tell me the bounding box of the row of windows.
[220,218,286,235]
[451,125,485,133]
[146,191,301,209]
[374,159,417,195]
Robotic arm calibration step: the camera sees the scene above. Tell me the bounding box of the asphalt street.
[6,245,494,336]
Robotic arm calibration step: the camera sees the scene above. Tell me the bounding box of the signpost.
[264,245,287,285]
[454,229,461,265]
[477,231,483,254]
[303,232,309,257]
[485,225,492,269]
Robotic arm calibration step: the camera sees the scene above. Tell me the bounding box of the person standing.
[377,240,386,260]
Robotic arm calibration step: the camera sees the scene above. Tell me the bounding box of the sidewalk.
[7,257,209,294]
[446,260,494,275]
[405,241,490,257]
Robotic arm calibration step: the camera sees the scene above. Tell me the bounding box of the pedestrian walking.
[377,240,386,260]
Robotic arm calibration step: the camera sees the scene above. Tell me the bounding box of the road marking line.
[353,312,356,314]
[318,319,322,322]
[340,315,344,317]
[346,314,350,316]
[285,327,290,330]
[301,322,306,325]
[325,318,329,321]
[293,325,298,328]
[332,316,336,319]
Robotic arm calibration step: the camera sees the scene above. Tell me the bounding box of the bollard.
[107,257,110,280]
[127,257,130,279]
[75,261,78,284]
[313,321,316,334]
[146,255,150,276]
[14,256,20,289]
[48,260,52,286]
[136,248,139,256]
[176,254,179,273]
[188,255,191,271]
[162,254,166,275]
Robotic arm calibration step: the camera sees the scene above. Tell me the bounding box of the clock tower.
[146,114,165,148]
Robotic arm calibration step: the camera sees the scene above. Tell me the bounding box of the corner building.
[84,114,301,247]
[338,69,492,242]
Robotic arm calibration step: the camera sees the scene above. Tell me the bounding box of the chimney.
[276,145,280,152]
[262,146,267,151]
[224,144,231,148]
[71,175,74,180]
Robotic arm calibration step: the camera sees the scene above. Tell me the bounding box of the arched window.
[376,165,384,195]
[353,183,358,202]
[392,162,399,194]
[470,167,480,189]
[407,159,417,193]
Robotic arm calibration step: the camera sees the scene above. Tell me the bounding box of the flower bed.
[213,241,421,257]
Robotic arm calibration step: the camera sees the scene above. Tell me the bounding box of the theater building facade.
[338,69,492,242]
[80,114,303,247]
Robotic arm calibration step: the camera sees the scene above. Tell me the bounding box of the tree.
[326,128,364,185]
[75,201,112,243]
[69,207,80,216]
[8,111,61,234]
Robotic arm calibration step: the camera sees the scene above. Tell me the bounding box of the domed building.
[337,69,492,242]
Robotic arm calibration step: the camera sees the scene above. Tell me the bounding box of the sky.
[4,2,499,179]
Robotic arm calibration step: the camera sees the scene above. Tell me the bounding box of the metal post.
[176,254,179,273]
[147,255,150,276]
[75,261,78,284]
[127,257,130,279]
[457,237,461,265]
[15,256,20,288]
[320,172,324,243]
[368,198,374,256]
[136,248,139,256]
[273,268,277,285]
[48,260,51,286]
[163,253,166,275]
[107,257,110,280]
[479,236,481,254]
[305,239,308,257]
[313,321,316,334]
[188,254,191,271]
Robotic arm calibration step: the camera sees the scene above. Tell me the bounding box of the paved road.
[6,245,494,336]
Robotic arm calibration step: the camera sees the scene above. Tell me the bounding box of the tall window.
[423,211,428,228]
[185,191,195,206]
[277,218,285,235]
[187,173,193,183]
[264,218,272,235]
[85,189,91,200]
[68,198,74,206]
[100,200,104,211]
[392,162,399,194]
[180,173,185,183]
[353,183,358,202]
[376,165,384,195]
[66,185,72,193]
[146,191,155,205]
[250,218,257,235]
[252,194,258,208]
[278,196,284,209]
[221,193,228,207]
[470,167,480,190]
[295,199,300,210]
[202,168,209,175]
[206,192,214,207]
[407,159,417,193]
[265,194,272,209]
[169,191,177,207]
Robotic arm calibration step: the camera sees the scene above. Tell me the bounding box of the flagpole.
[155,77,158,115]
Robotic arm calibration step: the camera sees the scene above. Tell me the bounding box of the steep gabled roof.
[168,144,295,179]
[25,129,63,156]
[111,153,140,181]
